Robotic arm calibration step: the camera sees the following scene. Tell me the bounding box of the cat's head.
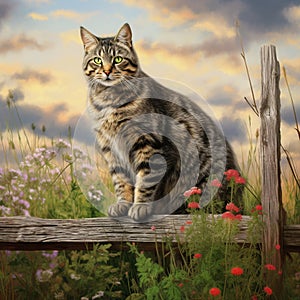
[80,23,139,87]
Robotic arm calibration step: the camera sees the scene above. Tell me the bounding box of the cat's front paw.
[108,200,132,217]
[128,203,152,221]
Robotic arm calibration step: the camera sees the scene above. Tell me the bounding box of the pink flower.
[231,267,244,276]
[187,201,200,209]
[211,179,222,188]
[151,226,156,231]
[194,253,202,259]
[224,169,240,181]
[264,286,273,295]
[226,202,240,213]
[275,244,281,250]
[209,287,221,296]
[184,187,201,197]
[265,264,276,271]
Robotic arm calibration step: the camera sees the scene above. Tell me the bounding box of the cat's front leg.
[107,170,134,217]
[128,174,154,221]
[128,159,166,221]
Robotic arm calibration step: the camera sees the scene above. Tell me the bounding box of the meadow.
[0,75,300,299]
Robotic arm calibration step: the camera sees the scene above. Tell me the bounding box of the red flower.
[265,264,276,271]
[255,204,262,211]
[235,214,242,221]
[180,225,185,233]
[222,211,236,220]
[226,202,240,213]
[231,267,244,276]
[278,270,282,275]
[186,220,192,225]
[194,253,202,259]
[251,295,258,300]
[264,286,273,295]
[184,187,202,197]
[209,287,221,296]
[211,179,222,187]
[187,201,200,209]
[275,244,281,250]
[178,283,184,288]
[234,176,246,184]
[224,169,240,181]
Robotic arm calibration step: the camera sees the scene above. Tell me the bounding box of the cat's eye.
[93,57,102,65]
[114,56,123,64]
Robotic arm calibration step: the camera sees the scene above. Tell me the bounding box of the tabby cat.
[80,23,241,221]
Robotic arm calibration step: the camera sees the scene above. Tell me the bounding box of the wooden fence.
[0,45,299,298]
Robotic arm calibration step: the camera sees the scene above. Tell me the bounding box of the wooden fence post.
[260,45,284,298]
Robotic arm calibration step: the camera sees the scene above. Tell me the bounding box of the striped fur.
[80,23,241,221]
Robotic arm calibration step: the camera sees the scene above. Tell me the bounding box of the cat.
[80,23,241,221]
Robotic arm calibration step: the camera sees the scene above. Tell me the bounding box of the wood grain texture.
[260,44,284,298]
[0,215,299,252]
[0,215,252,251]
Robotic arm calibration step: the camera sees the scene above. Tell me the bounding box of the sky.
[0,0,299,167]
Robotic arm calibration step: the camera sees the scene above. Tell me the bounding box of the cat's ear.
[80,26,99,52]
[115,23,132,47]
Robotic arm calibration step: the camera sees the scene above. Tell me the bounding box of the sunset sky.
[0,0,299,165]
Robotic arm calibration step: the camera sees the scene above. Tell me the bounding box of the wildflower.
[224,169,239,181]
[187,201,200,209]
[275,244,281,250]
[186,220,192,225]
[251,296,258,300]
[180,225,185,233]
[235,214,242,221]
[263,286,273,295]
[265,264,276,271]
[278,270,282,275]
[211,179,222,188]
[234,176,246,184]
[225,202,240,213]
[255,204,262,211]
[151,226,156,231]
[36,269,53,282]
[70,273,81,280]
[209,287,221,296]
[184,187,201,197]
[231,267,244,276]
[222,211,235,220]
[178,283,184,288]
[194,253,202,259]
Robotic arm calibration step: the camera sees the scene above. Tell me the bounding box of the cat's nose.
[103,70,111,76]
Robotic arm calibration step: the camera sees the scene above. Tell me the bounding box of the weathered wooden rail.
[0,215,300,252]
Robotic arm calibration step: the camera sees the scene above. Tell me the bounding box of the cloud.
[0,34,48,54]
[12,69,53,84]
[220,116,247,143]
[281,103,300,126]
[0,92,91,144]
[116,0,299,40]
[0,0,16,28]
[50,9,97,22]
[27,12,48,21]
